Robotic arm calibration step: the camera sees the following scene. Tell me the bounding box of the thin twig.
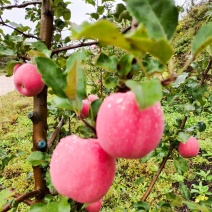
[2,190,40,212]
[47,117,65,149]
[0,1,41,9]
[200,56,212,86]
[0,17,40,40]
[52,25,131,55]
[141,144,175,201]
[81,118,97,136]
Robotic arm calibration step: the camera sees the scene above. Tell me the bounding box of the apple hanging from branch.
[13,63,45,97]
[50,135,116,204]
[86,199,103,212]
[96,91,164,159]
[178,136,200,158]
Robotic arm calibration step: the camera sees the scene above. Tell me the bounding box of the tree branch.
[0,1,41,9]
[0,17,40,40]
[47,117,65,149]
[1,190,40,212]
[51,25,131,55]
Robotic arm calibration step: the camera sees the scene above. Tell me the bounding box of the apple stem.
[81,118,97,137]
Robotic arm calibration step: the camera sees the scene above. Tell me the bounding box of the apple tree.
[0,0,212,211]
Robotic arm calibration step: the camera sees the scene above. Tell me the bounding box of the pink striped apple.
[80,94,99,118]
[178,136,199,158]
[50,135,116,203]
[86,199,103,212]
[13,64,21,74]
[96,91,164,159]
[13,63,45,97]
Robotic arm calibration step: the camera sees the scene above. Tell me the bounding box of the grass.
[0,91,212,211]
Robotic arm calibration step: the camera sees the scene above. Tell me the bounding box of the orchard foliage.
[0,0,212,211]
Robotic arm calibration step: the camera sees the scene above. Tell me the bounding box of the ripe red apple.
[86,199,103,212]
[178,136,199,158]
[50,135,116,203]
[80,94,99,118]
[13,64,21,74]
[13,63,45,97]
[96,91,164,159]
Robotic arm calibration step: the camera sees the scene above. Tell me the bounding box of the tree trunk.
[31,0,53,202]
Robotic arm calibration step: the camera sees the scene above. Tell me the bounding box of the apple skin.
[96,91,164,159]
[80,94,99,118]
[50,135,116,204]
[13,64,45,97]
[178,136,199,158]
[13,64,21,74]
[86,199,103,212]
[87,94,99,102]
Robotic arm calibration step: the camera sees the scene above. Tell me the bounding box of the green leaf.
[90,13,99,20]
[32,41,48,51]
[179,183,191,200]
[96,53,118,72]
[65,51,87,105]
[58,196,71,212]
[0,189,15,210]
[192,22,212,57]
[126,79,162,109]
[72,20,131,50]
[85,0,95,6]
[174,157,188,175]
[133,201,150,211]
[183,201,210,211]
[118,54,134,76]
[89,98,103,120]
[63,8,71,20]
[196,121,206,132]
[6,60,22,76]
[172,72,188,88]
[51,97,73,110]
[126,36,173,63]
[97,6,105,15]
[29,203,46,212]
[26,151,49,167]
[166,193,183,207]
[126,0,178,40]
[35,57,67,98]
[177,132,190,142]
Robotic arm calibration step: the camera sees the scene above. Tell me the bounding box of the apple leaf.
[26,151,49,167]
[35,57,67,98]
[51,97,73,111]
[31,41,48,51]
[177,132,190,142]
[126,37,173,63]
[191,22,212,57]
[89,99,103,120]
[65,51,87,106]
[5,60,22,76]
[72,20,131,50]
[126,79,162,110]
[179,183,191,201]
[126,0,178,40]
[118,54,134,76]
[96,53,118,73]
[29,203,46,212]
[174,157,188,175]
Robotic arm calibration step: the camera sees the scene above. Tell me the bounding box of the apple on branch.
[80,94,99,118]
[86,199,103,212]
[13,63,45,97]
[50,135,116,204]
[13,64,21,74]
[178,136,199,158]
[96,91,164,159]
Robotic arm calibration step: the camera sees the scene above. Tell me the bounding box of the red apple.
[50,135,116,203]
[13,64,21,74]
[13,63,45,97]
[178,136,199,158]
[80,94,99,118]
[93,45,97,49]
[96,91,164,159]
[86,199,103,212]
